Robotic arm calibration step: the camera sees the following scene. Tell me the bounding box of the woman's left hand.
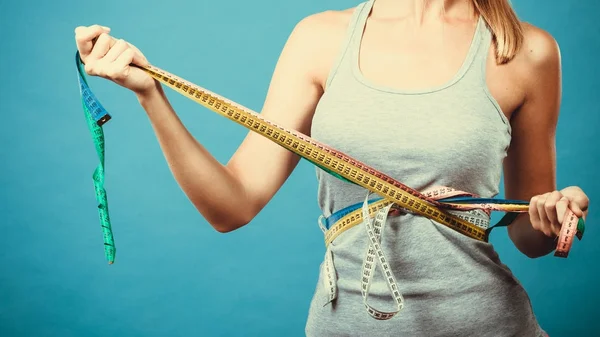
[529,186,589,237]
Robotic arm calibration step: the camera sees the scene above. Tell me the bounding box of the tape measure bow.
[75,51,584,265]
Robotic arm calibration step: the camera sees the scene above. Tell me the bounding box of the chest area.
[311,87,511,186]
[358,21,476,91]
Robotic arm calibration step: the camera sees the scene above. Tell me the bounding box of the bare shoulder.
[286,7,358,88]
[511,22,561,78]
[293,7,355,38]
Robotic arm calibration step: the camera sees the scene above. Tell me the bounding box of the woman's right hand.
[75,25,156,95]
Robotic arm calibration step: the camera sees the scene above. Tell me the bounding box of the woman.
[74,0,589,335]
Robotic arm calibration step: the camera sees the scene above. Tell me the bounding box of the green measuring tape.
[76,52,115,264]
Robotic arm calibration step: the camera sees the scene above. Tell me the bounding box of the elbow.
[520,243,556,259]
[511,236,555,259]
[512,239,553,259]
[190,184,259,233]
[521,249,546,259]
[207,211,255,234]
[508,227,554,259]
[212,222,246,234]
[213,226,234,234]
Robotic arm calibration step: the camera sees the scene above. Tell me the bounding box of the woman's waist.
[326,215,516,288]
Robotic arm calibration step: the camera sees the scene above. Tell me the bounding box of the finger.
[110,49,135,80]
[103,39,129,63]
[75,25,111,59]
[573,194,588,220]
[536,193,553,237]
[562,187,589,215]
[544,191,562,235]
[574,194,589,212]
[569,202,584,218]
[529,195,543,233]
[88,33,116,62]
[555,197,569,224]
[554,196,569,236]
[127,43,149,67]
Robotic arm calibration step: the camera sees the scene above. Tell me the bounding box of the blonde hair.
[471,0,524,64]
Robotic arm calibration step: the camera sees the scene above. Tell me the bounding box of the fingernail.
[102,26,111,31]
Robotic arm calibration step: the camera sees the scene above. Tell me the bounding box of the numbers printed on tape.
[75,52,585,265]
[141,65,492,241]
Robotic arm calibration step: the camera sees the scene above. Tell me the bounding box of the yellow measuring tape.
[141,66,497,239]
[136,64,582,255]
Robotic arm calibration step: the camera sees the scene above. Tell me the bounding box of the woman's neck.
[370,0,475,24]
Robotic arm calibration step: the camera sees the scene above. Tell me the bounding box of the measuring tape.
[323,187,502,247]
[319,187,525,319]
[74,52,584,268]
[76,53,115,264]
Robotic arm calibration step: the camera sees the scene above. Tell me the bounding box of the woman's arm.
[137,15,329,233]
[503,24,588,258]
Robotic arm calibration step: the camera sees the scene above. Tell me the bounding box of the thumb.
[127,43,149,67]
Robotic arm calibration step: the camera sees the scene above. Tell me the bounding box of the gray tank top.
[306,1,545,336]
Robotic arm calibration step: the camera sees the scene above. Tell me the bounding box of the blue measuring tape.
[323,196,526,232]
[76,52,115,264]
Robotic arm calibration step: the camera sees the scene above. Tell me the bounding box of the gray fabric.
[306,1,544,336]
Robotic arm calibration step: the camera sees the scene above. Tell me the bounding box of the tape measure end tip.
[96,115,112,127]
[553,252,569,258]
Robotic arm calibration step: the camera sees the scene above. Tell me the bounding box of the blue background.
[1,0,598,336]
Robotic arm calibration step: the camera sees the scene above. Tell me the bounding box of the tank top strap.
[347,0,375,51]
[324,0,374,89]
[466,16,495,86]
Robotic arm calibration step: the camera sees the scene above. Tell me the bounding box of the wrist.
[135,80,164,105]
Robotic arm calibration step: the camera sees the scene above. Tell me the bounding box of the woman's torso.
[305,1,543,336]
